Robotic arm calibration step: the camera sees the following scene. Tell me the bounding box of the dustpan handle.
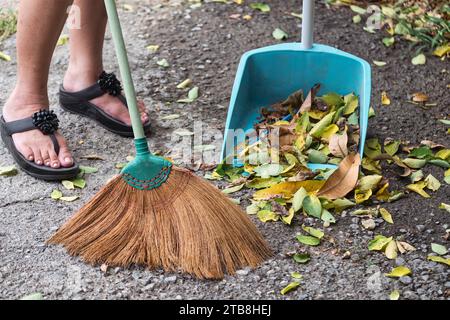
[301,0,315,49]
[104,0,146,140]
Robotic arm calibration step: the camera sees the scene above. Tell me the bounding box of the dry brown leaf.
[420,140,445,149]
[317,153,361,200]
[329,132,349,157]
[412,92,428,103]
[291,84,321,123]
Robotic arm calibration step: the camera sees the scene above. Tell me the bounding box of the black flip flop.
[0,110,79,181]
[59,71,151,137]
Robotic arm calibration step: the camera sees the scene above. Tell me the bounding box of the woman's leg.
[3,0,74,168]
[63,0,148,125]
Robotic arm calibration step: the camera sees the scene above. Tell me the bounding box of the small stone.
[175,295,182,300]
[164,276,177,283]
[399,228,408,234]
[395,257,405,266]
[361,219,376,230]
[399,276,412,285]
[236,268,250,276]
[416,225,425,232]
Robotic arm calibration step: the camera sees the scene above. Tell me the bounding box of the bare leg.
[3,0,74,168]
[63,0,148,126]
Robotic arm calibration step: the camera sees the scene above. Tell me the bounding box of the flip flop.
[0,109,79,181]
[59,71,151,137]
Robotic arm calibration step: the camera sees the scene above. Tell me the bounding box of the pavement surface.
[0,0,449,300]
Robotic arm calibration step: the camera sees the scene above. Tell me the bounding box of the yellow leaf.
[355,188,372,204]
[280,281,300,295]
[433,44,450,57]
[257,210,279,222]
[379,208,394,224]
[243,14,252,20]
[435,149,450,160]
[320,124,339,141]
[0,51,11,61]
[234,0,244,4]
[358,174,383,191]
[381,91,391,105]
[376,183,390,201]
[385,240,398,259]
[385,266,411,278]
[427,255,450,266]
[390,290,400,300]
[253,180,325,200]
[406,181,430,198]
[281,208,295,225]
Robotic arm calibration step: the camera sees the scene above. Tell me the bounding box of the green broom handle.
[104,0,146,142]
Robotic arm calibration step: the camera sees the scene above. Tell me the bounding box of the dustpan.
[221,0,371,170]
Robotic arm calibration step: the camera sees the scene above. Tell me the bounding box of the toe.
[41,149,51,167]
[56,135,74,168]
[17,145,34,162]
[141,112,149,123]
[32,148,44,166]
[48,148,60,169]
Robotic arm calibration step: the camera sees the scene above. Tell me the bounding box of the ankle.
[3,89,49,122]
[64,65,103,92]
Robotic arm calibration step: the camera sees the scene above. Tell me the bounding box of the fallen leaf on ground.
[379,208,394,224]
[280,281,300,295]
[406,181,430,198]
[297,235,320,246]
[385,266,411,278]
[427,256,450,266]
[272,28,288,40]
[381,91,391,105]
[0,165,17,176]
[293,253,310,264]
[431,243,448,255]
[51,189,62,200]
[411,53,426,65]
[439,203,450,213]
[389,290,400,300]
[317,153,361,199]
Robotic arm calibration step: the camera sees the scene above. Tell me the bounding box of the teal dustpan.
[221,0,371,170]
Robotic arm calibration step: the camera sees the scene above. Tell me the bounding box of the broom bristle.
[48,167,272,279]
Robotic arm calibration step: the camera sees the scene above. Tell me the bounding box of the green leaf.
[250,3,270,13]
[302,195,322,218]
[178,86,199,103]
[431,243,448,256]
[320,93,343,108]
[424,174,441,191]
[253,164,283,178]
[347,112,359,126]
[246,177,282,189]
[394,22,409,35]
[411,53,426,65]
[60,196,79,202]
[368,235,393,251]
[350,5,366,15]
[272,28,288,40]
[157,58,169,68]
[309,112,336,138]
[302,226,324,239]
[280,281,300,295]
[146,44,160,53]
[382,37,395,47]
[427,255,450,266]
[320,209,336,224]
[343,93,359,115]
[79,166,98,174]
[291,272,303,279]
[51,189,62,200]
[296,235,320,246]
[222,183,244,194]
[409,146,432,159]
[62,180,75,190]
[410,170,424,183]
[352,15,361,24]
[20,292,43,300]
[385,266,411,278]
[384,140,401,156]
[161,114,180,120]
[428,159,450,169]
[389,290,400,300]
[403,158,427,169]
[0,165,17,176]
[292,187,308,212]
[293,253,310,264]
[308,149,328,164]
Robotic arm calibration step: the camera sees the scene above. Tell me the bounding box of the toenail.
[36,160,42,165]
[45,161,50,166]
[52,163,59,168]
[65,157,73,163]
[28,156,33,160]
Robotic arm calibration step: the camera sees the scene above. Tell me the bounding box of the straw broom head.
[48,158,272,279]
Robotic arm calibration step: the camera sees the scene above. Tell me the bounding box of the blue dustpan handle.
[301,0,315,49]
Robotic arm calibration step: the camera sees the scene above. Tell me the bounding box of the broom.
[48,0,272,279]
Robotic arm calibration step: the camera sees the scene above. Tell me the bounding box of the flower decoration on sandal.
[32,110,59,135]
[98,71,122,96]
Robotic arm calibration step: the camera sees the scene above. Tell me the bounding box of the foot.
[3,93,74,168]
[63,71,149,126]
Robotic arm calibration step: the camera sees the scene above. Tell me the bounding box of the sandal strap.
[60,71,128,105]
[2,110,61,155]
